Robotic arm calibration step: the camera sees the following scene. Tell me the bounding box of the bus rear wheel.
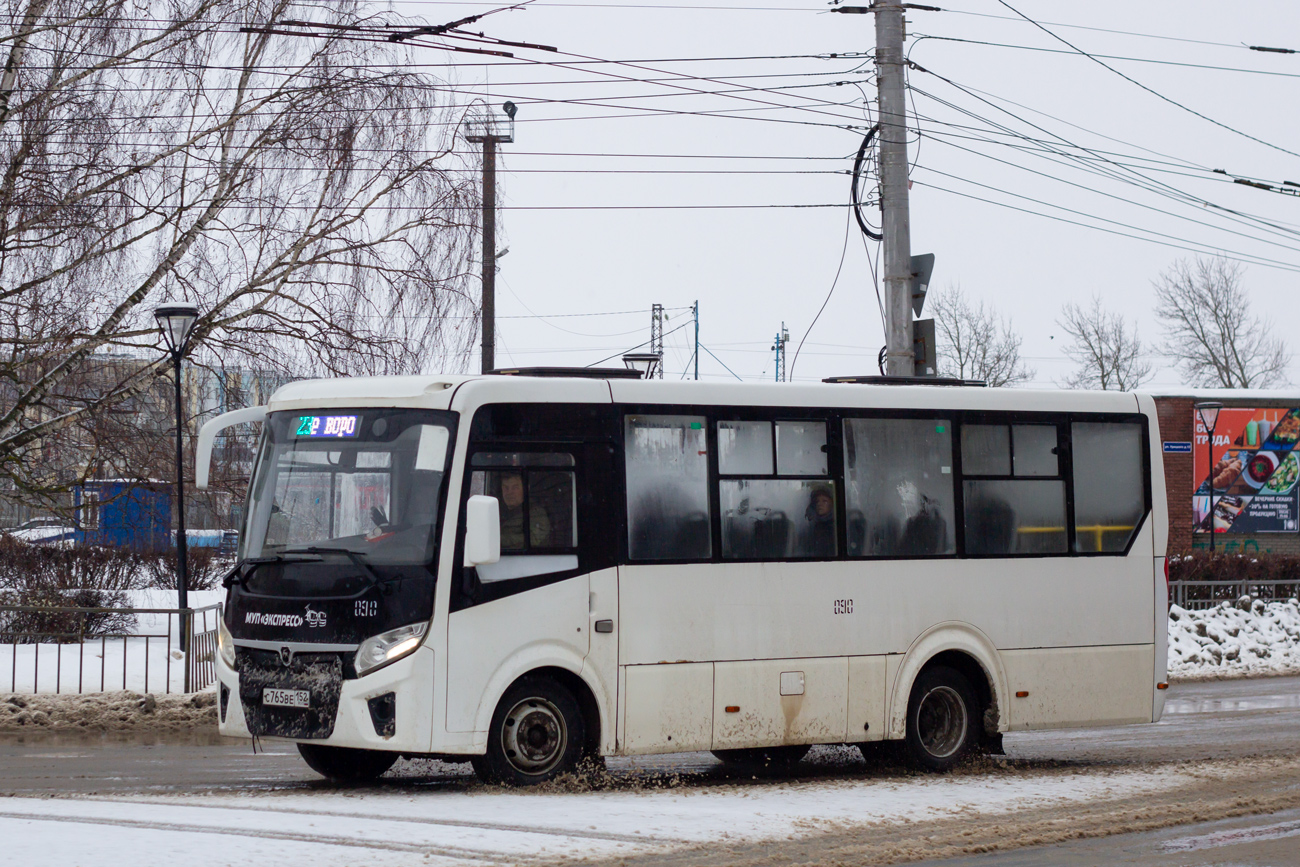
[904,666,979,772]
[472,677,585,786]
[297,744,398,783]
[711,744,810,773]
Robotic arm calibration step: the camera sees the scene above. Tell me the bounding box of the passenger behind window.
[498,472,552,550]
[799,484,836,557]
[897,491,950,555]
[963,493,1015,555]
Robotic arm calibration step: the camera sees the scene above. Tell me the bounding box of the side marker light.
[1015,691,1029,698]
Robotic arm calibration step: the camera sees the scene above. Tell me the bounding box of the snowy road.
[0,676,1297,866]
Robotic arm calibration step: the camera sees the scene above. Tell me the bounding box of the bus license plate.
[263,688,310,709]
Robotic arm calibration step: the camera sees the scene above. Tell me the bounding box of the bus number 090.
[833,599,853,615]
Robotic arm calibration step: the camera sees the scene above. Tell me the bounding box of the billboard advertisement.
[1193,408,1300,533]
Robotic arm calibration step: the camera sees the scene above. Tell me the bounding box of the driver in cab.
[498,472,551,550]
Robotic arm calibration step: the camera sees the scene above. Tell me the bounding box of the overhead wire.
[989,0,1300,160]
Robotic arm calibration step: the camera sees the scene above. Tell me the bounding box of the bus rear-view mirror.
[465,495,501,566]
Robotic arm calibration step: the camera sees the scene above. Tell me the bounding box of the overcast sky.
[390,0,1300,387]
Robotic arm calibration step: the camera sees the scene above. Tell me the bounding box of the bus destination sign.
[295,415,359,438]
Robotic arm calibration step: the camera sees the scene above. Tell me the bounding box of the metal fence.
[0,603,222,695]
[1169,580,1300,611]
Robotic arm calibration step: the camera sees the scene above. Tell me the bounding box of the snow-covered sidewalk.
[1168,598,1300,680]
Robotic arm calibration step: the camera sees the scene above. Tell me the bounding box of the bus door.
[445,438,620,735]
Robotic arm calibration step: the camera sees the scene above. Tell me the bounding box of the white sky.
[389,0,1300,387]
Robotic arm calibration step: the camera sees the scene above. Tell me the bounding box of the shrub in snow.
[1169,553,1300,608]
[1168,598,1300,679]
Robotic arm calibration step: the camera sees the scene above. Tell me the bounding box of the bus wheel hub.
[503,699,566,772]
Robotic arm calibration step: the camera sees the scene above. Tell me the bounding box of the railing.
[1168,580,1300,611]
[0,603,223,695]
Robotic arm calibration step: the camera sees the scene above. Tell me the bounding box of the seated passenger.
[498,472,552,550]
[799,484,836,557]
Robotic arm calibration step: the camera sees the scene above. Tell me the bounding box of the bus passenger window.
[963,480,1067,555]
[776,421,827,475]
[843,418,955,557]
[625,415,712,561]
[960,423,1067,556]
[720,479,836,559]
[1072,422,1146,552]
[718,421,773,475]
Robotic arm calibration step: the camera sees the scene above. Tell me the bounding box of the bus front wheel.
[473,677,586,786]
[297,743,398,783]
[904,666,979,772]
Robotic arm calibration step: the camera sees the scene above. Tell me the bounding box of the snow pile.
[0,690,217,733]
[1168,598,1300,680]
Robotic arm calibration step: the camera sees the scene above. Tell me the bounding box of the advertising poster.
[1193,408,1300,533]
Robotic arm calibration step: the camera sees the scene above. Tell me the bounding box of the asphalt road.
[0,675,1297,866]
[2,675,1297,795]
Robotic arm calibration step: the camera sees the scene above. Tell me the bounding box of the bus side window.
[961,424,1067,556]
[625,415,712,561]
[843,418,956,557]
[1072,421,1146,552]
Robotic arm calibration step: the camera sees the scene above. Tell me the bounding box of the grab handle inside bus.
[195,405,268,490]
[465,495,501,566]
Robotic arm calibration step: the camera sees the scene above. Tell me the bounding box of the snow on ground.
[1168,598,1300,680]
[0,590,224,695]
[0,759,1216,867]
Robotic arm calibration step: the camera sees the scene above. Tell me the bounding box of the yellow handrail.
[1017,524,1135,550]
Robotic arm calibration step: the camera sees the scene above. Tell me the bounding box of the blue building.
[74,480,172,551]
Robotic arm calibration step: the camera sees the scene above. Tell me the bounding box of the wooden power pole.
[465,102,516,373]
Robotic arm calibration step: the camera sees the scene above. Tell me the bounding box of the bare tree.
[0,0,482,506]
[930,284,1034,387]
[1153,257,1290,388]
[1057,297,1154,390]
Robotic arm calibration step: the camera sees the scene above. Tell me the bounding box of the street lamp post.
[1195,401,1223,554]
[154,304,199,658]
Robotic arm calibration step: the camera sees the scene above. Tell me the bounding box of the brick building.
[1153,389,1300,557]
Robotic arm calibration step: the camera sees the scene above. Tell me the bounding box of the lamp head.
[154,303,199,355]
[1194,401,1224,432]
[502,100,517,119]
[621,352,660,379]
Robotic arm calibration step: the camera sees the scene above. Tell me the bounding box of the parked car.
[3,516,77,544]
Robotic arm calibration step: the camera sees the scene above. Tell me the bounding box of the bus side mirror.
[465,495,501,566]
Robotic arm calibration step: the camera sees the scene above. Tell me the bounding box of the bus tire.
[297,743,398,783]
[473,677,585,786]
[711,744,810,773]
[904,666,979,772]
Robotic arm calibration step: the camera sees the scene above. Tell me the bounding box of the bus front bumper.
[216,645,436,754]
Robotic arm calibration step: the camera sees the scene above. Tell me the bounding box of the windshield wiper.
[224,553,324,588]
[284,546,387,588]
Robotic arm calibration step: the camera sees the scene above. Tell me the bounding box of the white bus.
[199,370,1169,784]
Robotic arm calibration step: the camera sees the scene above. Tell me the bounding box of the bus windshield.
[241,409,453,566]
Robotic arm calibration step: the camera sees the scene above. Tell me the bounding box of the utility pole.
[693,301,700,381]
[464,101,516,373]
[874,0,914,376]
[771,322,790,382]
[651,303,665,379]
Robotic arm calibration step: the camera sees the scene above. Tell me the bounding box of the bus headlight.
[355,622,428,676]
[218,618,236,670]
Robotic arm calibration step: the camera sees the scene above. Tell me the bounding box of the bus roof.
[266,373,1147,416]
